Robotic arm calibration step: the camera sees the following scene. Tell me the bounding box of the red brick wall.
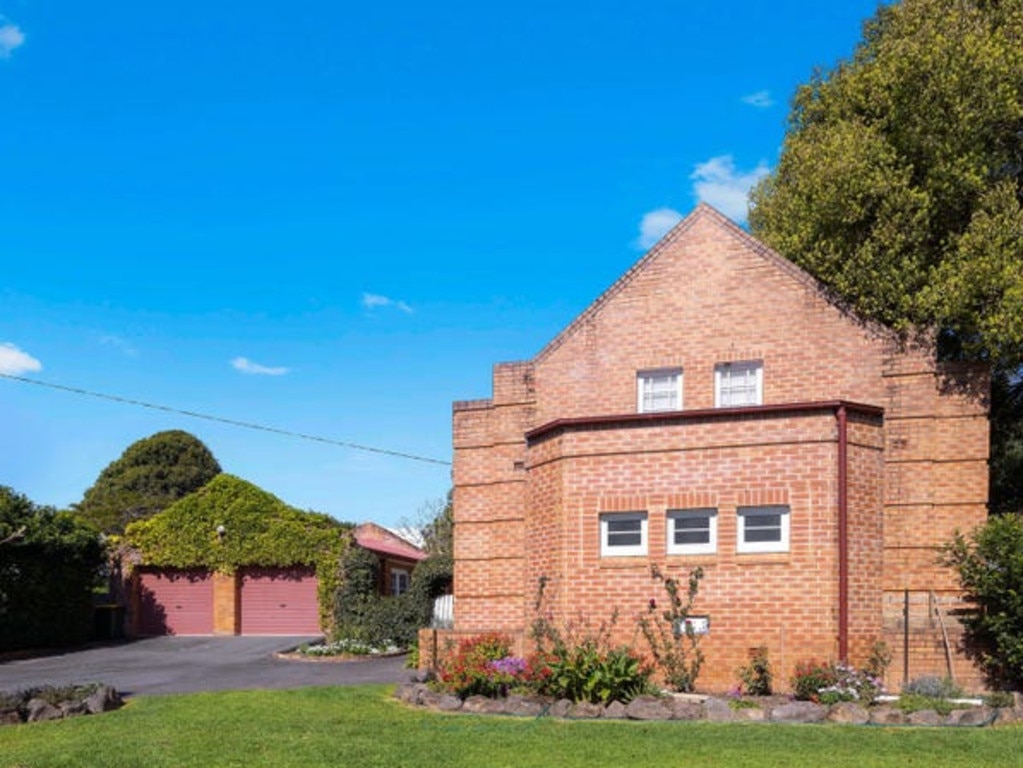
[450,205,990,692]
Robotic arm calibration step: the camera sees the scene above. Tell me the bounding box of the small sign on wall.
[673,615,710,637]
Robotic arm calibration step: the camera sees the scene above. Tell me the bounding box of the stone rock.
[827,702,870,725]
[732,705,767,721]
[504,694,546,717]
[703,697,736,722]
[907,709,943,726]
[462,695,508,714]
[668,699,704,721]
[26,699,63,723]
[626,695,672,721]
[569,701,604,719]
[60,700,89,717]
[419,690,463,711]
[0,709,23,726]
[869,706,907,725]
[84,686,123,715]
[769,701,826,724]
[993,707,1020,726]
[950,707,994,727]
[548,699,573,719]
[394,683,425,705]
[602,701,628,719]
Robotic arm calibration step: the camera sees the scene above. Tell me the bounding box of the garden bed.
[394,684,1023,727]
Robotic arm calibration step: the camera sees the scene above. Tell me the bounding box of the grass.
[1,685,1022,768]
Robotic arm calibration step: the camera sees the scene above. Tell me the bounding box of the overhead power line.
[0,372,452,467]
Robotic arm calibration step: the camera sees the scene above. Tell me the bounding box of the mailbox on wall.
[673,615,710,638]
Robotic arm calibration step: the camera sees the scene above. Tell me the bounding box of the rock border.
[394,684,1023,727]
[0,684,124,726]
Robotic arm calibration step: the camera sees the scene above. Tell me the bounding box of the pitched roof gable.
[535,203,891,363]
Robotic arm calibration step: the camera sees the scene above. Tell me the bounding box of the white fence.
[431,594,454,629]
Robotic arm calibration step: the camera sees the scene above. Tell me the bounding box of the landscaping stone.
[85,685,122,715]
[993,707,1019,726]
[463,695,508,714]
[668,699,704,721]
[951,707,994,727]
[827,702,870,725]
[626,695,672,721]
[702,697,736,722]
[26,699,62,723]
[907,709,943,726]
[602,701,628,719]
[419,689,463,711]
[0,709,22,726]
[394,682,425,705]
[732,705,767,721]
[770,701,826,724]
[548,699,573,718]
[869,706,908,725]
[569,701,603,719]
[504,694,546,717]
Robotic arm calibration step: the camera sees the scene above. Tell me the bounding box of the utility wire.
[0,372,452,467]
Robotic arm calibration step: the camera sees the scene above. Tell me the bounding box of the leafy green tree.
[943,514,1023,688]
[75,430,222,534]
[749,0,1023,371]
[0,486,105,651]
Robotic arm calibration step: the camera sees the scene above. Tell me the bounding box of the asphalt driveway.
[0,637,411,697]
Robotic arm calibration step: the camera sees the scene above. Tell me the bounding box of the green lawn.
[1,686,1021,768]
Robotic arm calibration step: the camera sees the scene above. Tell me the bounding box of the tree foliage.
[75,430,223,534]
[749,0,1023,371]
[0,486,105,651]
[943,514,1023,688]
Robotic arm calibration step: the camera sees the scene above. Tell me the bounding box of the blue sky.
[1,1,884,529]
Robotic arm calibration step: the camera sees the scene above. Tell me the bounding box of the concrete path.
[0,637,411,697]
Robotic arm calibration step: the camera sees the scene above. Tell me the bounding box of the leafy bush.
[737,646,773,696]
[984,691,1016,708]
[0,487,105,651]
[530,578,653,704]
[637,565,705,692]
[436,634,533,699]
[895,693,959,716]
[791,660,882,705]
[942,514,1023,689]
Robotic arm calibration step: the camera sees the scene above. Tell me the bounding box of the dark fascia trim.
[525,400,884,444]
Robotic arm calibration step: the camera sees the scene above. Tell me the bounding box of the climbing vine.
[125,474,351,632]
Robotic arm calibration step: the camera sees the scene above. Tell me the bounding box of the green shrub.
[902,676,963,700]
[737,646,773,696]
[895,693,959,716]
[984,691,1015,708]
[435,634,532,699]
[942,513,1023,689]
[792,660,882,704]
[791,660,839,702]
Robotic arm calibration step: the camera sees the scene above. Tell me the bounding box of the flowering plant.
[791,659,883,704]
[436,634,535,698]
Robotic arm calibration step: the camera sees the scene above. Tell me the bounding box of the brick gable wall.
[449,205,989,692]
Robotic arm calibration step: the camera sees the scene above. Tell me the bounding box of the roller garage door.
[239,566,320,635]
[137,569,214,635]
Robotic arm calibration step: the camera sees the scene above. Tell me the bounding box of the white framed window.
[666,508,718,555]
[390,568,410,596]
[715,361,763,407]
[600,512,648,557]
[637,369,683,413]
[736,505,790,554]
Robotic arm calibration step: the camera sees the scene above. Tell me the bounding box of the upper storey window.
[637,369,683,413]
[715,361,763,407]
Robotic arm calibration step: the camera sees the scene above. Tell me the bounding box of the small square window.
[600,512,648,557]
[715,361,763,407]
[666,508,717,555]
[637,369,683,413]
[737,505,790,554]
[391,568,410,596]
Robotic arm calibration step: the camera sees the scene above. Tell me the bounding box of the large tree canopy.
[75,430,222,534]
[749,0,1023,371]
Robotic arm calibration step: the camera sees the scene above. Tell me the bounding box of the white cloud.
[362,292,413,314]
[0,342,42,374]
[635,207,684,250]
[0,21,25,59]
[741,90,774,108]
[231,357,290,376]
[690,155,770,223]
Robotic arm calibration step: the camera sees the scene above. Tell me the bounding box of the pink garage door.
[239,566,320,635]
[137,569,214,635]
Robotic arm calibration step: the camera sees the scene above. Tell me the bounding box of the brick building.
[446,204,990,692]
